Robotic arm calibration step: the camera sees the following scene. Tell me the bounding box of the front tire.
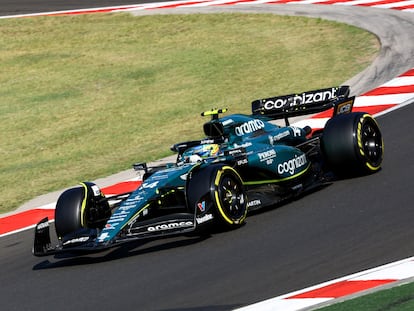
[211,166,247,228]
[55,182,110,239]
[55,186,85,239]
[186,165,247,229]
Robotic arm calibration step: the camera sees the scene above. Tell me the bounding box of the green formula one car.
[33,86,383,256]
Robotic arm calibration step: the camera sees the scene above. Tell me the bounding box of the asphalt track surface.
[0,0,157,16]
[1,2,414,311]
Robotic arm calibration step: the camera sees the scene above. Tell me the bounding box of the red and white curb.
[0,0,414,19]
[292,68,414,130]
[235,256,414,310]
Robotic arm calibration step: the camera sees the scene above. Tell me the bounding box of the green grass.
[317,281,414,311]
[0,13,379,213]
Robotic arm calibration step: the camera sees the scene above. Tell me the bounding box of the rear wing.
[251,86,354,123]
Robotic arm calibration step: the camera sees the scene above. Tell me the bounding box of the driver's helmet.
[182,144,221,163]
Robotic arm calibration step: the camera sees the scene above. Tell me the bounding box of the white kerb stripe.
[354,93,414,106]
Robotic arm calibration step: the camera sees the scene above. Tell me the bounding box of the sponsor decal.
[36,221,49,230]
[107,213,127,223]
[109,217,126,224]
[63,236,90,246]
[130,194,144,202]
[198,201,206,212]
[237,158,248,166]
[277,154,307,175]
[91,185,101,196]
[200,139,215,144]
[118,205,137,212]
[258,149,277,165]
[235,119,265,136]
[264,88,337,110]
[196,214,214,224]
[233,142,252,148]
[336,100,353,114]
[269,131,290,145]
[227,148,244,156]
[121,195,144,208]
[268,127,301,145]
[151,174,169,180]
[247,200,261,208]
[222,119,234,126]
[147,221,193,232]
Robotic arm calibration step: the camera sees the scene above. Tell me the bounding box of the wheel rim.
[361,120,383,166]
[217,175,245,219]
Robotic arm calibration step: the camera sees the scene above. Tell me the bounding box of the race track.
[0,0,155,16]
[1,2,414,310]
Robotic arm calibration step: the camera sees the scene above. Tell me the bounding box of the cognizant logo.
[264,88,338,110]
[277,154,307,175]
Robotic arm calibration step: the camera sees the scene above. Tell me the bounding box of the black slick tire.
[321,112,383,176]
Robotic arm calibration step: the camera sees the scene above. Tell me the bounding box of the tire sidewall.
[186,164,247,228]
[210,166,247,227]
[54,186,85,238]
[321,112,383,176]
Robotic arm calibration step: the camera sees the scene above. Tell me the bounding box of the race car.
[33,85,383,256]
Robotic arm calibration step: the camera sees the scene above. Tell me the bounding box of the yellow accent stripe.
[360,114,383,171]
[214,190,234,225]
[366,162,381,171]
[357,121,364,156]
[80,182,88,227]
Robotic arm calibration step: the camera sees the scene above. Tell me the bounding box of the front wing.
[32,213,200,257]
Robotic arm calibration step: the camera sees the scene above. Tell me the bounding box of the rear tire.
[321,112,383,176]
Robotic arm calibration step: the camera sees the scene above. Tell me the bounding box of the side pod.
[33,217,55,257]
